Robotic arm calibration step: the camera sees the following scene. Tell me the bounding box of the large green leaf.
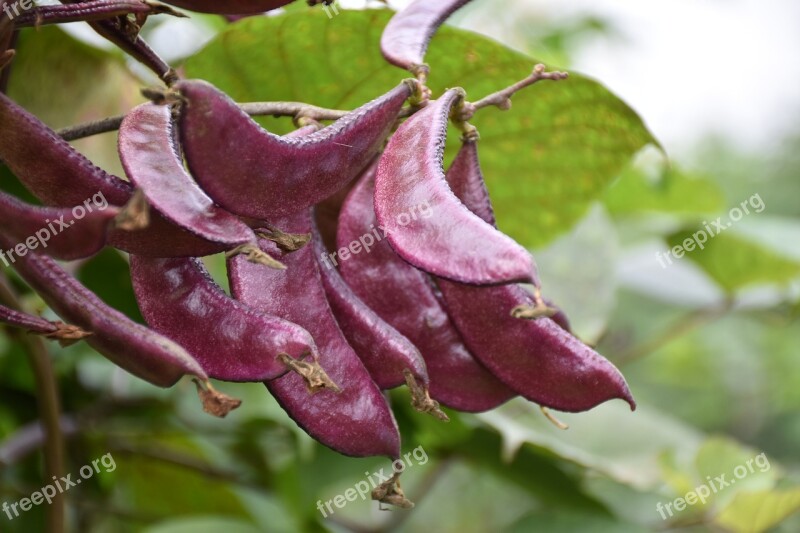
[666,230,800,292]
[183,9,657,248]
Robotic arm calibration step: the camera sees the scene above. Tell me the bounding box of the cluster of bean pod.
[0,0,635,508]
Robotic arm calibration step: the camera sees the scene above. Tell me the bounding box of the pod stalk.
[404,369,449,421]
[194,379,242,418]
[278,353,341,394]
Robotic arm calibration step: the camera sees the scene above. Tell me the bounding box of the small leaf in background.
[713,489,800,533]
[666,230,800,292]
[183,9,658,249]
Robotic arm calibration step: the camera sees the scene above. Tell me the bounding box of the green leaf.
[666,230,800,292]
[714,489,800,533]
[604,165,725,217]
[183,9,657,248]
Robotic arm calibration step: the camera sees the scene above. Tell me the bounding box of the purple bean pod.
[0,91,242,257]
[176,79,412,219]
[119,103,255,249]
[0,190,118,261]
[437,140,635,412]
[380,0,472,78]
[228,210,401,460]
[374,90,539,286]
[0,232,240,416]
[130,255,335,389]
[338,162,515,412]
[14,1,183,28]
[313,222,446,420]
[0,304,90,345]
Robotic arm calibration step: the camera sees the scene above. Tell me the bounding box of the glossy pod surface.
[119,103,255,248]
[130,255,323,383]
[177,80,411,219]
[374,90,538,286]
[228,210,401,459]
[438,141,635,412]
[338,163,515,412]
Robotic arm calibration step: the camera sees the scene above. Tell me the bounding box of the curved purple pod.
[338,162,515,412]
[0,234,206,386]
[374,90,538,286]
[0,304,90,344]
[14,0,182,28]
[228,211,400,459]
[119,103,254,249]
[0,92,237,257]
[443,140,572,332]
[177,79,412,219]
[437,140,635,412]
[130,255,333,387]
[0,190,118,261]
[312,224,445,419]
[163,0,293,14]
[381,0,472,76]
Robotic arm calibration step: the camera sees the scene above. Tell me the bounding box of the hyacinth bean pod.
[0,92,242,257]
[119,103,255,249]
[437,140,635,412]
[312,225,446,420]
[443,139,572,331]
[0,304,91,345]
[0,190,118,261]
[380,0,472,78]
[0,233,240,416]
[177,79,412,219]
[14,1,183,28]
[338,162,515,412]
[228,210,401,459]
[162,0,293,14]
[374,90,538,286]
[130,255,335,389]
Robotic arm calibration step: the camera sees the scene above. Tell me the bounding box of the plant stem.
[0,273,66,533]
[57,102,352,141]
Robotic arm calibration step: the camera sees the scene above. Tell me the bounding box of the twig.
[57,101,351,141]
[455,64,569,122]
[616,299,735,366]
[0,274,66,533]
